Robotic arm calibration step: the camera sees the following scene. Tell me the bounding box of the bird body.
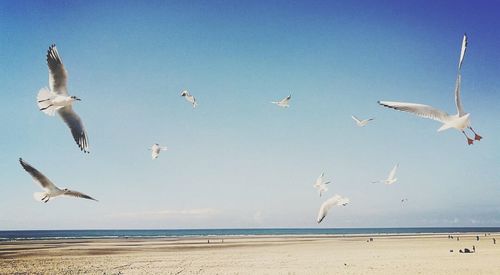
[37,88,78,116]
[181,90,197,108]
[271,95,291,108]
[351,115,374,127]
[150,143,168,159]
[19,158,97,203]
[373,164,399,185]
[37,44,89,153]
[313,172,331,197]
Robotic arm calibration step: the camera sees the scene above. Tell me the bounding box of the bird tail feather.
[437,123,452,132]
[33,192,47,202]
[37,88,59,116]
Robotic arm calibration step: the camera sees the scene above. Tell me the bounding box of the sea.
[1,227,499,241]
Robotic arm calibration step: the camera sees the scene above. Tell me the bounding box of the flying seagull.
[378,34,481,145]
[36,44,89,153]
[180,90,197,108]
[271,94,291,108]
[372,164,399,185]
[351,115,374,127]
[149,143,168,159]
[19,158,98,203]
[313,172,331,197]
[317,194,349,224]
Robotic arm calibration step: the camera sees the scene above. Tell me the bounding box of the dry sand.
[1,233,499,274]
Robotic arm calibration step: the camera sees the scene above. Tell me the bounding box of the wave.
[1,227,499,241]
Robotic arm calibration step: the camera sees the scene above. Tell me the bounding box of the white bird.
[378,34,482,145]
[373,164,399,185]
[271,94,291,108]
[351,115,374,127]
[36,44,89,153]
[313,172,331,197]
[150,143,168,159]
[19,158,98,203]
[317,194,349,224]
[458,33,467,70]
[180,90,197,108]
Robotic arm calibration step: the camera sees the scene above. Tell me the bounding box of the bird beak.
[76,98,82,101]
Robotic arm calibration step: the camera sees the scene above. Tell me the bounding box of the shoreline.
[1,229,499,242]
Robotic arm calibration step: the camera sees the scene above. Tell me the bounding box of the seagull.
[149,143,168,159]
[372,164,399,185]
[317,194,349,224]
[180,90,197,108]
[19,158,98,203]
[36,44,89,153]
[378,34,482,145]
[351,115,374,127]
[313,172,331,197]
[271,94,291,108]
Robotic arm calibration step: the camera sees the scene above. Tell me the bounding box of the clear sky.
[1,0,499,230]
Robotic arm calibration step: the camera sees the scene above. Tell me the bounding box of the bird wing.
[64,190,98,201]
[388,164,398,181]
[378,101,450,123]
[19,158,57,191]
[351,115,361,123]
[317,194,349,223]
[459,33,467,70]
[46,44,68,95]
[58,106,89,153]
[280,95,291,104]
[454,74,465,117]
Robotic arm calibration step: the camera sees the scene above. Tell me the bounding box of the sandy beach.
[1,233,499,274]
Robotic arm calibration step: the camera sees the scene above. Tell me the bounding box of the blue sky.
[1,0,499,229]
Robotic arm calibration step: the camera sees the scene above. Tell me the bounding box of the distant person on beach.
[473,245,475,252]
[476,236,479,241]
[460,248,473,253]
[494,238,496,244]
[457,237,460,241]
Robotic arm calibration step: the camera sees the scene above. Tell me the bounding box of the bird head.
[180,90,189,97]
[71,96,81,101]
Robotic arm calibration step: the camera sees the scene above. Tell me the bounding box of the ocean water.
[1,227,499,241]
